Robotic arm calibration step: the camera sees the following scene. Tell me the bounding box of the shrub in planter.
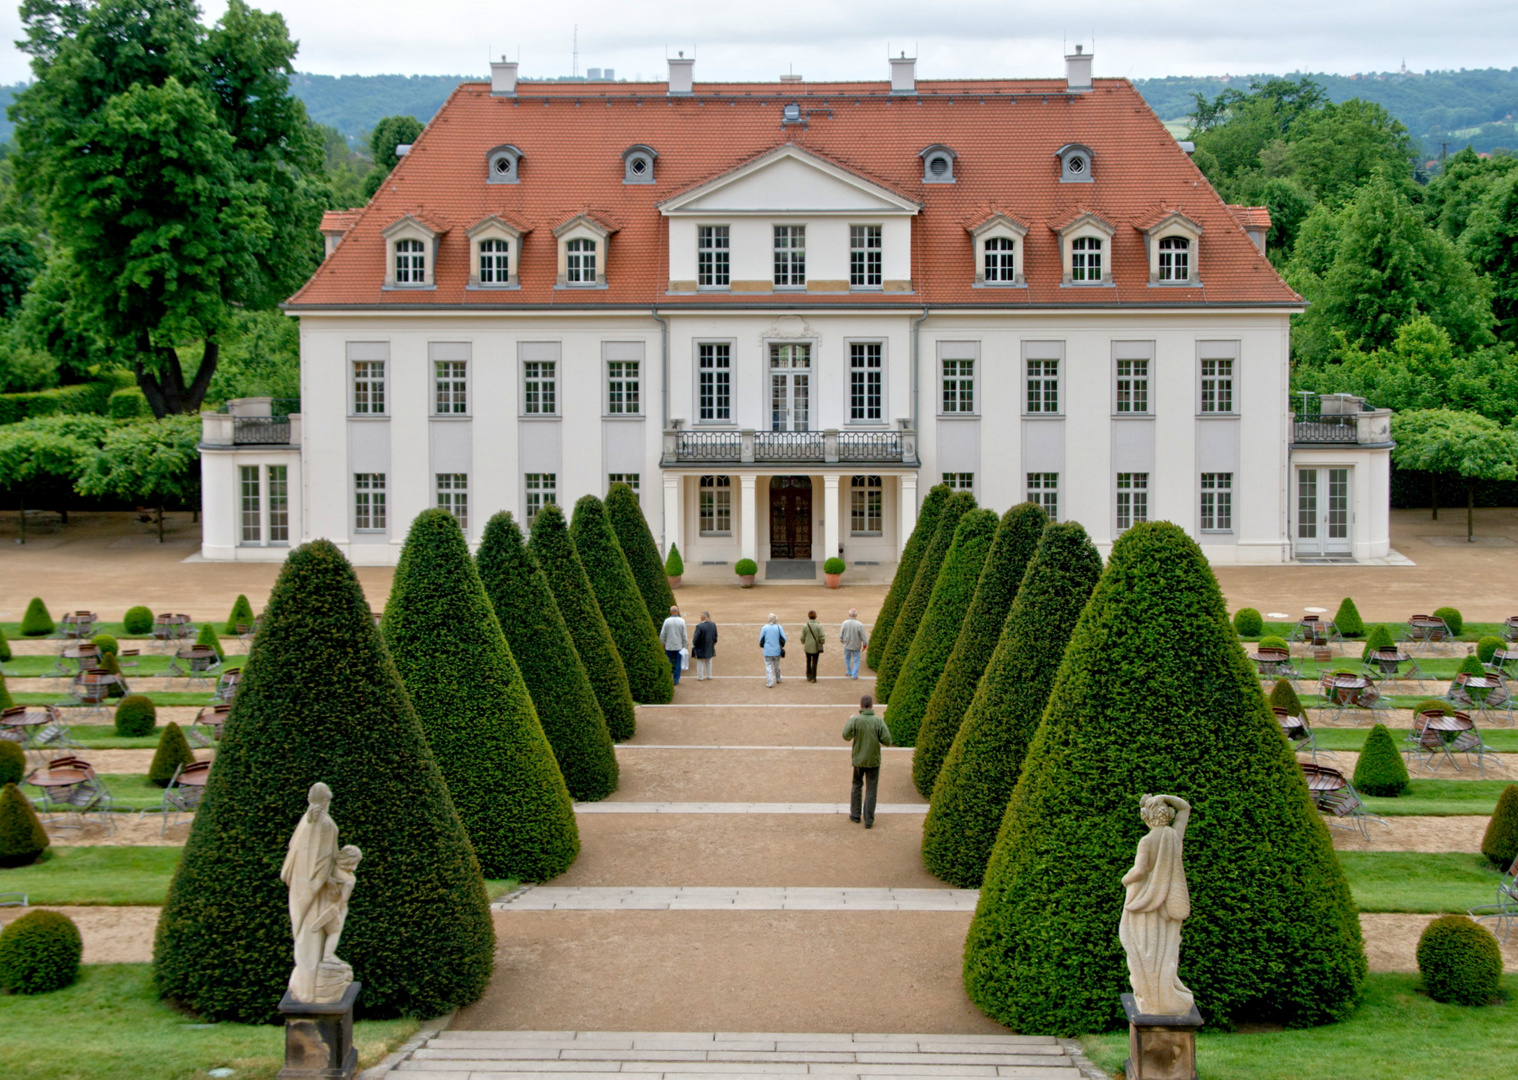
[528,503,637,742]
[1258,635,1290,653]
[1232,607,1264,637]
[964,522,1365,1035]
[153,539,494,1023]
[114,695,158,738]
[664,543,684,581]
[477,512,618,801]
[92,633,119,657]
[20,598,54,636]
[823,556,846,575]
[0,741,23,787]
[0,624,11,662]
[607,483,677,626]
[868,484,951,672]
[570,495,674,706]
[0,782,48,867]
[148,723,196,787]
[1480,785,1518,868]
[923,522,1100,889]
[1354,723,1410,796]
[1361,624,1396,660]
[1334,597,1365,638]
[224,594,255,635]
[1417,915,1502,1005]
[195,623,223,661]
[1269,677,1305,718]
[0,909,80,993]
[734,558,758,583]
[1433,607,1464,636]
[122,606,154,635]
[1477,636,1504,664]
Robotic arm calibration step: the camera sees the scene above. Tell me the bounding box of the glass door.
[769,344,811,431]
[1296,467,1352,557]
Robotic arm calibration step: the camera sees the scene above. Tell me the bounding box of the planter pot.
[667,575,682,590]
[738,575,756,588]
[824,573,842,589]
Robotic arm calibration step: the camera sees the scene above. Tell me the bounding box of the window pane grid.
[850,343,882,421]
[240,466,260,543]
[942,472,974,491]
[353,361,385,414]
[698,344,731,421]
[1026,472,1058,522]
[267,465,288,542]
[850,225,882,287]
[1026,359,1059,413]
[1071,236,1102,282]
[942,359,974,413]
[773,225,806,286]
[850,474,882,534]
[1116,472,1148,532]
[698,226,730,287]
[434,360,467,414]
[699,475,732,534]
[984,236,1016,282]
[1201,359,1233,413]
[525,473,556,526]
[436,473,468,530]
[479,238,510,283]
[1200,472,1233,532]
[1159,236,1190,281]
[566,238,596,284]
[354,473,386,531]
[1116,359,1149,414]
[395,239,425,283]
[524,361,556,415]
[607,360,640,415]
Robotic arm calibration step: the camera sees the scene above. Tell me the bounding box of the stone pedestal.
[278,982,360,1080]
[1121,993,1203,1080]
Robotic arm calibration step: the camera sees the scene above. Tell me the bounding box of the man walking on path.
[660,606,688,686]
[760,614,786,687]
[843,694,892,828]
[802,610,826,683]
[839,609,867,680]
[692,611,718,681]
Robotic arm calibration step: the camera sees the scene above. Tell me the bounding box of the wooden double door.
[769,476,812,559]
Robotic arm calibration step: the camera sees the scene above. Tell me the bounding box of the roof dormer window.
[1056,212,1114,286]
[467,216,525,289]
[1056,143,1094,184]
[1143,212,1203,285]
[919,144,957,184]
[381,215,440,289]
[623,145,657,184]
[968,213,1028,287]
[487,144,522,184]
[395,239,425,283]
[553,213,614,288]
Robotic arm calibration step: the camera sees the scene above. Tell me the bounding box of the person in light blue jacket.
[759,613,787,688]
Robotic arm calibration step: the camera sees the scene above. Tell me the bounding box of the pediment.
[659,145,920,216]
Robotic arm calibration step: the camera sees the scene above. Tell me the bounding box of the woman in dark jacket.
[691,611,718,681]
[802,609,826,683]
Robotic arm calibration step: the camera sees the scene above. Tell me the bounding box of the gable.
[661,146,920,216]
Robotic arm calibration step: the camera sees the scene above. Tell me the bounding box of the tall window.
[479,238,510,284]
[1201,359,1233,413]
[984,236,1016,282]
[850,343,883,421]
[354,473,386,531]
[699,475,731,534]
[395,239,425,283]
[1200,473,1232,531]
[435,361,467,414]
[566,238,596,284]
[850,225,882,287]
[353,361,385,414]
[268,465,289,543]
[942,472,974,491]
[1116,359,1149,414]
[1027,473,1058,521]
[436,473,468,530]
[525,473,556,526]
[240,466,260,543]
[1158,236,1190,281]
[942,359,974,413]
[607,360,640,415]
[698,344,731,421]
[1071,236,1102,282]
[850,475,882,535]
[773,225,806,286]
[523,361,556,415]
[608,473,640,502]
[698,226,730,288]
[1026,359,1059,413]
[1116,472,1148,531]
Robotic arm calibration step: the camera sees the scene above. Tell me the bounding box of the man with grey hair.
[759,613,786,687]
[692,610,718,681]
[659,605,688,686]
[839,608,868,680]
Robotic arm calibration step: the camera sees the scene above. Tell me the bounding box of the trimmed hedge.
[1334,597,1365,638]
[867,484,950,671]
[153,539,494,1023]
[0,670,12,711]
[963,522,1366,1035]
[0,373,131,425]
[195,623,223,661]
[0,624,9,661]
[1362,624,1396,660]
[122,606,154,635]
[1458,654,1487,678]
[922,523,1102,889]
[1269,677,1305,718]
[0,740,23,786]
[875,492,976,703]
[664,543,684,578]
[108,387,149,419]
[1434,607,1464,636]
[92,633,118,657]
[0,782,49,867]
[1232,608,1264,636]
[114,695,157,738]
[21,598,53,637]
[0,910,80,993]
[823,556,846,575]
[477,512,619,802]
[1417,915,1502,1005]
[1477,636,1504,664]
[1480,785,1518,868]
[570,495,674,706]
[606,483,677,628]
[147,723,196,787]
[528,503,638,741]
[914,503,1048,799]
[382,509,579,881]
[224,594,255,634]
[1354,723,1410,796]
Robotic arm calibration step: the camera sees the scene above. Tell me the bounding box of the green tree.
[0,224,41,320]
[153,540,494,1023]
[476,511,618,802]
[1424,146,1518,242]
[74,415,200,541]
[867,484,950,672]
[963,522,1364,1034]
[1392,408,1518,540]
[1462,172,1518,344]
[361,114,423,198]
[605,482,676,629]
[921,523,1102,888]
[1285,99,1414,206]
[0,414,107,542]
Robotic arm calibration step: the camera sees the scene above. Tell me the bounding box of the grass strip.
[1245,622,1511,643]
[1339,851,1506,913]
[0,622,158,640]
[1359,779,1512,817]
[1312,728,1518,753]
[3,654,248,678]
[13,691,220,707]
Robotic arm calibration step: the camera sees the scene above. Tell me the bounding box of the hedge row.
[866,485,951,671]
[606,483,676,629]
[0,372,133,425]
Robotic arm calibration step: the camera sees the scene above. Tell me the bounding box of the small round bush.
[91,633,118,657]
[148,723,197,787]
[122,606,154,635]
[1481,785,1518,868]
[1477,637,1504,665]
[664,543,684,577]
[1232,607,1264,637]
[1414,699,1452,718]
[0,782,50,868]
[114,695,158,738]
[1434,607,1464,636]
[1417,915,1502,1005]
[20,598,54,637]
[1258,635,1289,652]
[1361,624,1396,660]
[1334,597,1365,638]
[0,741,25,787]
[1353,723,1410,797]
[0,910,81,994]
[824,557,846,575]
[735,558,758,577]
[1269,677,1305,717]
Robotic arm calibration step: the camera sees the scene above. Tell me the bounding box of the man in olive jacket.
[842,694,892,828]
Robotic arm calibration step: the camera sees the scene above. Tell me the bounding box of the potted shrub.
[735,558,758,588]
[664,543,684,590]
[823,557,846,588]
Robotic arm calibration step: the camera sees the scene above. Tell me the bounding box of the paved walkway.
[496,887,979,911]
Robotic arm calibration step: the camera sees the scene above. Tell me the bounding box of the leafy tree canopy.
[1461,170,1518,344]
[1423,146,1518,243]
[73,413,199,539]
[1391,407,1518,539]
[362,114,423,198]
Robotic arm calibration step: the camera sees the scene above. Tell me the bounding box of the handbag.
[679,647,690,670]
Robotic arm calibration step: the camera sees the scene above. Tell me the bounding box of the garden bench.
[1469,857,1518,942]
[1274,705,1319,763]
[1405,710,1492,775]
[1300,761,1385,840]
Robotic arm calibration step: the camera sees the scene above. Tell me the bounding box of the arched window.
[479,239,510,284]
[1158,236,1190,281]
[566,238,596,284]
[395,238,426,284]
[1071,236,1102,282]
[984,237,1016,282]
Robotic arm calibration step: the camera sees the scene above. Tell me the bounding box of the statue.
[1119,794,1194,1017]
[281,782,361,1004]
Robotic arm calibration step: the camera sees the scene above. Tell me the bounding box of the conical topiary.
[478,512,619,801]
[963,522,1365,1035]
[1480,784,1518,868]
[875,491,976,702]
[665,543,683,578]
[147,723,196,787]
[153,540,494,1023]
[867,484,951,671]
[570,495,673,705]
[224,594,255,634]
[0,782,49,867]
[0,741,23,786]
[922,523,1102,888]
[529,503,638,741]
[1268,677,1305,717]
[1361,624,1396,660]
[0,624,11,661]
[913,503,1048,796]
[0,670,12,711]
[1334,597,1364,638]
[195,623,223,661]
[1353,723,1410,797]
[885,508,999,749]
[20,598,53,637]
[606,483,677,628]
[382,509,579,880]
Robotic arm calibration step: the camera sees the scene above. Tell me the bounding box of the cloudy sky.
[0,0,1513,84]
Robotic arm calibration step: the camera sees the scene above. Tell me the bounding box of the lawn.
[1080,973,1518,1080]
[1245,622,1512,644]
[1313,728,1518,753]
[1338,852,1507,913]
[1360,779,1513,817]
[2,654,248,677]
[12,691,220,707]
[0,963,416,1080]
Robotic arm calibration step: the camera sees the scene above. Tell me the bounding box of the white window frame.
[606,357,641,416]
[1115,356,1151,415]
[381,215,437,288]
[1116,472,1148,532]
[434,359,468,415]
[939,346,977,416]
[436,473,468,531]
[1027,472,1058,522]
[847,341,885,424]
[942,472,975,492]
[1146,213,1203,285]
[608,474,640,503]
[850,225,883,289]
[969,215,1028,286]
[240,465,261,544]
[773,224,806,288]
[850,475,883,535]
[699,474,732,535]
[698,225,730,289]
[525,473,556,526]
[354,473,387,533]
[267,464,289,544]
[520,345,561,418]
[350,356,387,416]
[1200,472,1233,533]
[467,216,523,289]
[1025,358,1060,415]
[1200,357,1235,415]
[1059,214,1114,286]
[554,215,611,288]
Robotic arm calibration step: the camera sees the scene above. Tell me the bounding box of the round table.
[177,767,210,788]
[1370,650,1412,676]
[27,769,88,788]
[1303,770,1344,793]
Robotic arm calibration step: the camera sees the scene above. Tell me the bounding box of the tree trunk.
[136,338,219,418]
[18,495,24,545]
[1468,480,1476,543]
[1430,475,1438,521]
[157,503,165,544]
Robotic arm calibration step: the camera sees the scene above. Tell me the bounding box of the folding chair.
[1300,761,1387,840]
[1275,706,1319,763]
[1405,710,1494,775]
[1470,857,1518,942]
[158,761,210,836]
[186,704,231,749]
[214,667,242,704]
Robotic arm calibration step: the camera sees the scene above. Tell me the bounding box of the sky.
[0,0,1514,84]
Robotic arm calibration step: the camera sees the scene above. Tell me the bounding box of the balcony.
[200,397,302,448]
[662,426,918,467]
[1292,395,1392,446]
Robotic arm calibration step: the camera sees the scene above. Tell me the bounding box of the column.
[662,473,682,556]
[740,474,758,563]
[822,473,841,563]
[898,473,918,558]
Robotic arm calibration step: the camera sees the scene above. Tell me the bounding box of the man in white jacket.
[659,605,689,686]
[839,609,868,680]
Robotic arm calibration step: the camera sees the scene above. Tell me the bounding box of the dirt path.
[0,905,161,963]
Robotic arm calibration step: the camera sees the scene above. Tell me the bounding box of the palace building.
[197,49,1393,575]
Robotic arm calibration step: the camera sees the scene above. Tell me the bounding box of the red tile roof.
[1227,205,1273,232]
[288,79,1302,309]
[319,210,363,235]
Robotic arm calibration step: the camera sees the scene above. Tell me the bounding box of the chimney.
[490,58,518,96]
[889,52,917,96]
[1065,44,1092,93]
[668,52,694,96]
